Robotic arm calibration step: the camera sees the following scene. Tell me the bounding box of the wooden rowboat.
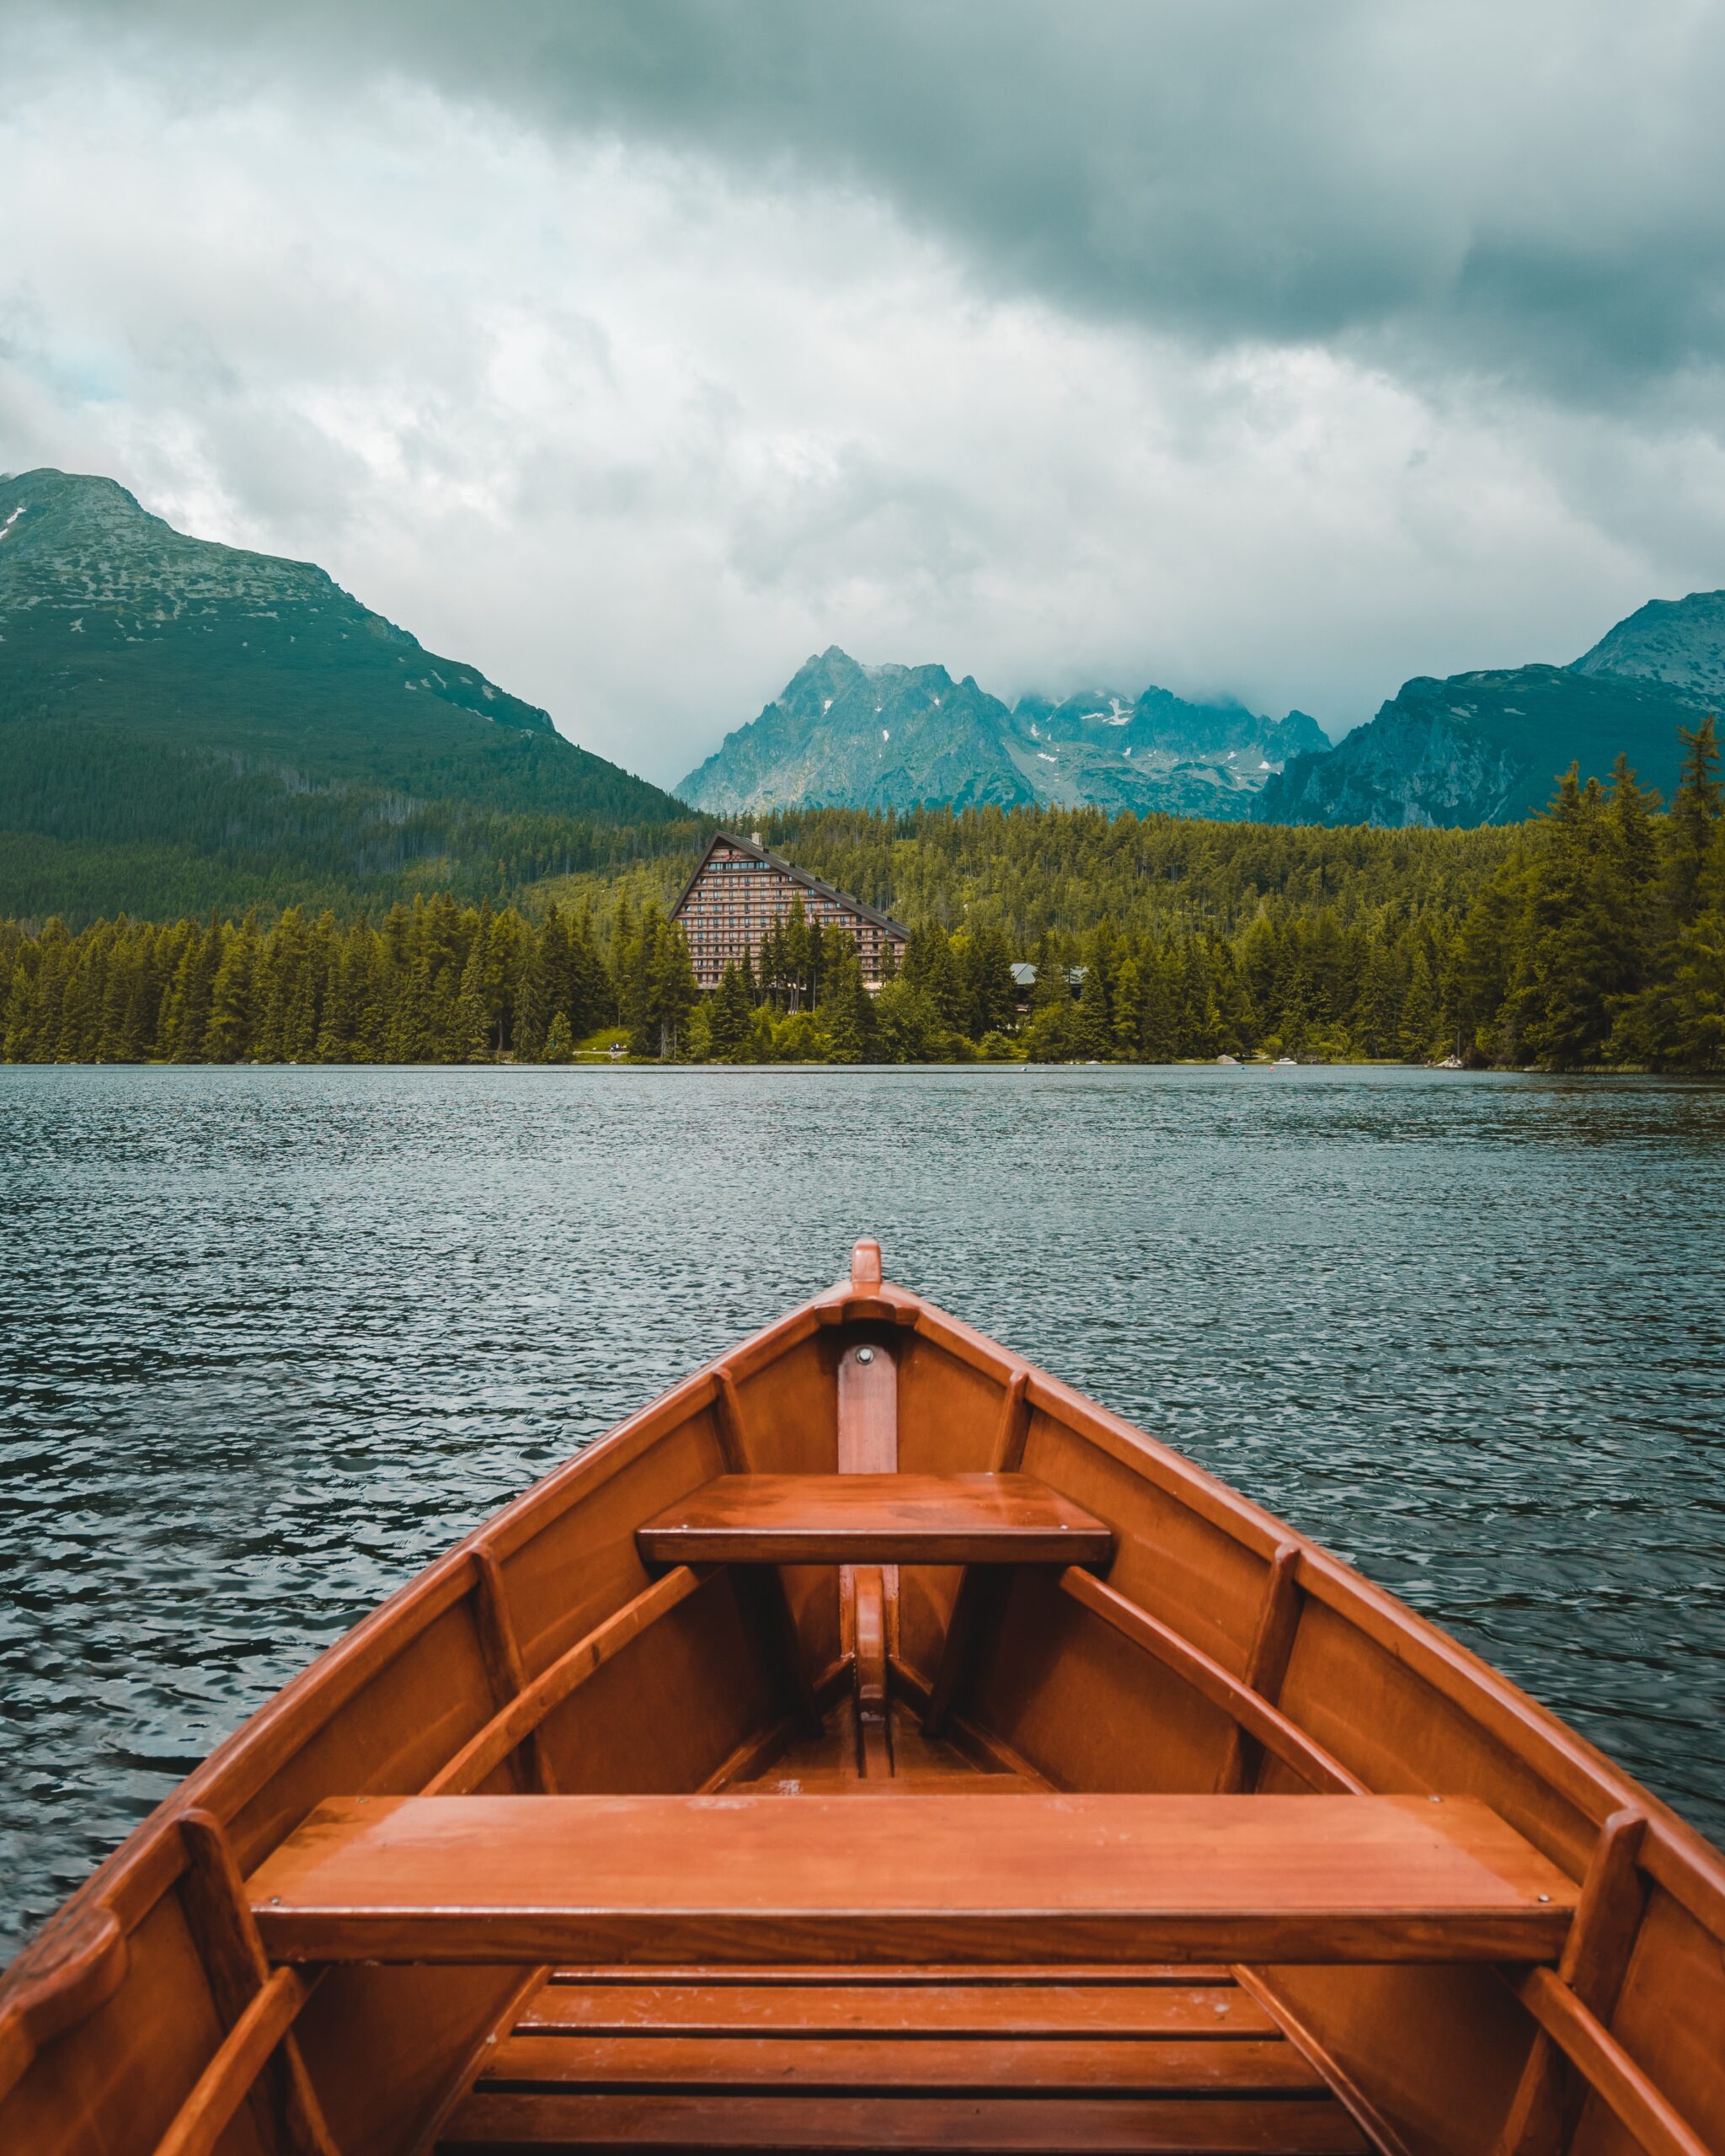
[3,1240,1722,2156]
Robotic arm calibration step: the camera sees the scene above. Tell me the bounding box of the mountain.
[1257,604,1722,830]
[0,469,681,917]
[1571,588,1725,702]
[676,647,1327,818]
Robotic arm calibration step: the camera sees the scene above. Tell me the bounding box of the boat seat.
[634,1472,1114,1567]
[248,1791,1577,1968]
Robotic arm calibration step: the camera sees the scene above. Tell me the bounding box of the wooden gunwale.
[0,1295,828,2090]
[908,1293,1725,1913]
[3,1263,1724,2156]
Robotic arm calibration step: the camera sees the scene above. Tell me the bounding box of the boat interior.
[2,1241,1722,2156]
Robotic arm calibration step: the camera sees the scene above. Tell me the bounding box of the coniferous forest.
[3,723,1721,1071]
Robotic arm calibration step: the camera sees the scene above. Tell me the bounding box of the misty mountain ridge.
[677,646,1327,820]
[1258,590,1725,829]
[686,580,1725,830]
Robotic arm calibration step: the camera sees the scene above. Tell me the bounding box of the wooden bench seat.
[635,1473,1114,1566]
[248,1792,1577,1967]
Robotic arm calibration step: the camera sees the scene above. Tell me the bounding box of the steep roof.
[671,830,911,939]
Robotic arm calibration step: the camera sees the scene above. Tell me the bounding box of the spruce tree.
[1073,951,1112,1059]
[1513,771,1624,1066]
[821,945,877,1063]
[451,938,494,1062]
[1667,716,1721,928]
[707,961,752,1061]
[1027,930,1066,1013]
[1110,954,1143,1059]
[203,918,259,1062]
[1354,930,1403,1058]
[1399,946,1440,1061]
[1137,939,1178,1061]
[569,905,612,1036]
[650,921,699,1057]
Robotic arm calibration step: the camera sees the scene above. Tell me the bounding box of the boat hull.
[3,1260,1722,2156]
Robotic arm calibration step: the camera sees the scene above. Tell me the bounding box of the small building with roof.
[671,830,911,993]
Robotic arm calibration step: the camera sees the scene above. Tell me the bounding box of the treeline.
[744,803,1519,940]
[0,717,698,922]
[3,724,1722,1070]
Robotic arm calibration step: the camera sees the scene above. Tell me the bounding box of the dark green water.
[2,1063,1722,1957]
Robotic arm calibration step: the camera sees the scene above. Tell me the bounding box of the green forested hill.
[6,722,1721,1071]
[0,469,683,917]
[723,804,1518,940]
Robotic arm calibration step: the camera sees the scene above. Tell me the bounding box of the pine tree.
[1512,771,1625,1066]
[780,898,814,1011]
[1136,939,1178,1061]
[707,961,753,1061]
[1354,931,1404,1058]
[821,944,877,1063]
[1667,716,1721,928]
[1027,930,1067,1013]
[451,937,494,1061]
[161,924,224,1063]
[569,904,612,1036]
[650,921,699,1057]
[203,917,259,1062]
[959,921,1017,1038]
[517,907,566,1061]
[1175,941,1216,1058]
[3,957,39,1062]
[1074,956,1112,1059]
[542,1011,574,1063]
[1110,955,1143,1059]
[1399,946,1440,1061]
[1209,941,1255,1058]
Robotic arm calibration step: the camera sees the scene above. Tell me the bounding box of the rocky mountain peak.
[1572,588,1725,704]
[676,651,1326,819]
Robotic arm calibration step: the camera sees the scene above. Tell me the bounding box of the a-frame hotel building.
[670,831,910,994]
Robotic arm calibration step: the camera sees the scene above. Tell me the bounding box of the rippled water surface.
[2,1063,1722,1955]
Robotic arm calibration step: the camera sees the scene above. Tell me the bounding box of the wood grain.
[521,1977,1279,2037]
[482,2030,1327,2091]
[249,1792,1577,1967]
[439,2089,1370,2151]
[638,1474,1113,1567]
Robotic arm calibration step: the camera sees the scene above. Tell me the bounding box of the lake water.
[2,1063,1722,1957]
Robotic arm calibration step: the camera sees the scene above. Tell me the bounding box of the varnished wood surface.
[520,1977,1279,2037]
[248,1792,1577,1967]
[451,1964,1359,2153]
[483,2029,1327,2090]
[441,2090,1371,2152]
[636,1474,1114,1566]
[8,1238,1725,2156]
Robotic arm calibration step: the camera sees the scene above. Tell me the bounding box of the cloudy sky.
[5,1,1725,785]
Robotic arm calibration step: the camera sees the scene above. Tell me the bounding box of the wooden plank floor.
[435,1703,1370,2155]
[440,1969,1365,2152]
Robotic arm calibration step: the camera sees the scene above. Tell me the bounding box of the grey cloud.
[31,0,1725,404]
[5,0,1725,785]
